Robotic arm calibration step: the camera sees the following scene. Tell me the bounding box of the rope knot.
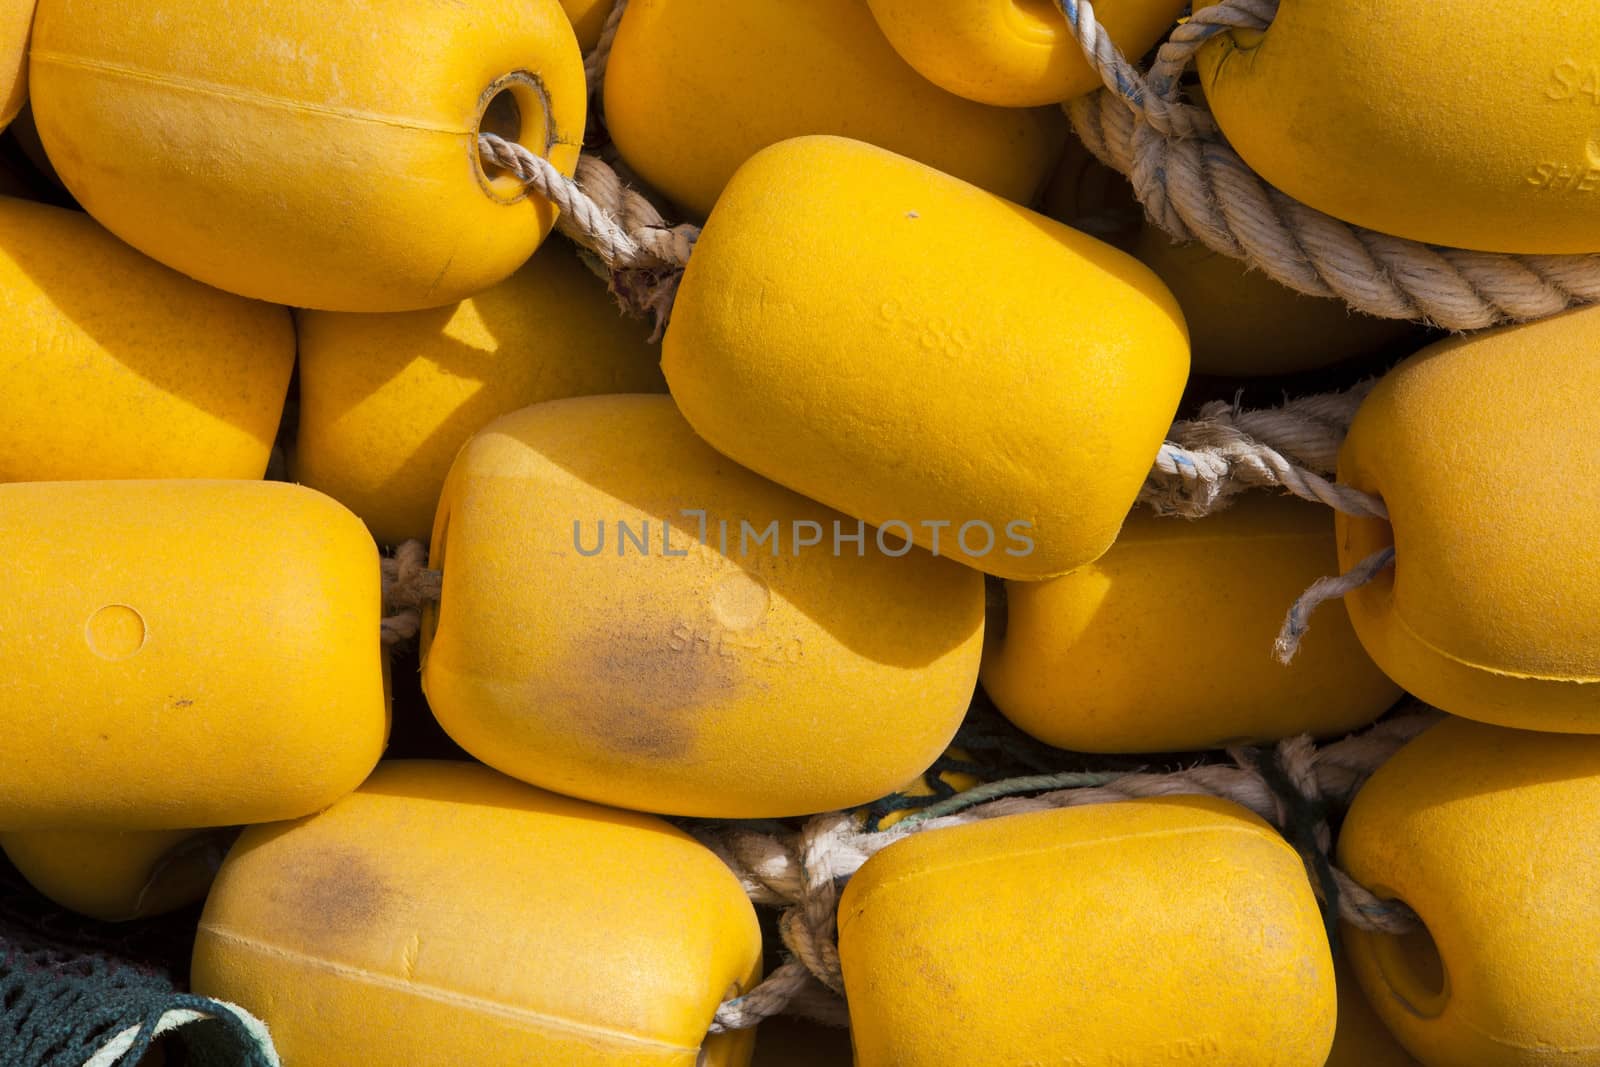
[380,539,442,647]
[1141,387,1387,521]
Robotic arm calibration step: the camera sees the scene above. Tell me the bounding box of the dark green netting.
[0,856,273,1067]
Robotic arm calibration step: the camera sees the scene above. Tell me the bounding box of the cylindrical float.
[421,394,984,818]
[1339,717,1600,1065]
[866,0,1187,107]
[1,828,230,921]
[664,135,1188,580]
[558,0,613,51]
[603,0,1065,219]
[1337,306,1600,732]
[192,760,764,1066]
[1194,0,1600,252]
[294,240,663,547]
[0,0,33,128]
[982,495,1402,752]
[0,480,387,829]
[29,0,586,310]
[838,796,1335,1065]
[0,197,294,481]
[1327,951,1421,1066]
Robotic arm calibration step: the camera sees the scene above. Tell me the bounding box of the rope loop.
[1058,0,1600,329]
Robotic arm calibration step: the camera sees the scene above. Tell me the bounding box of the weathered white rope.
[1205,387,1370,473]
[477,135,696,273]
[711,961,851,1033]
[1144,385,1385,519]
[699,709,1439,1029]
[475,135,696,331]
[83,1001,279,1067]
[1061,0,1600,330]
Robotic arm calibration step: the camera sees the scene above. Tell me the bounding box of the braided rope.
[1145,386,1384,519]
[477,136,696,273]
[1061,0,1600,330]
[698,709,1439,1029]
[475,137,695,333]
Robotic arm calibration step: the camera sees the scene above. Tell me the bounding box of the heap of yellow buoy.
[0,1,1594,1064]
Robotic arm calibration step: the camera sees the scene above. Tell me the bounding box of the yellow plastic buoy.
[664,135,1189,580]
[1195,0,1600,253]
[0,480,387,830]
[422,394,984,818]
[294,241,663,547]
[1,828,230,921]
[982,496,1401,752]
[603,0,1066,219]
[0,197,294,481]
[192,760,764,1067]
[1337,306,1600,732]
[0,0,32,129]
[866,0,1186,107]
[1339,717,1600,1065]
[838,796,1335,1066]
[29,0,585,311]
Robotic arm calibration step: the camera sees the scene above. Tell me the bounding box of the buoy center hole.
[1374,912,1449,1018]
[475,73,554,202]
[479,89,522,164]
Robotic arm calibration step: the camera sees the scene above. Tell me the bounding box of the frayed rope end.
[1274,545,1396,664]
